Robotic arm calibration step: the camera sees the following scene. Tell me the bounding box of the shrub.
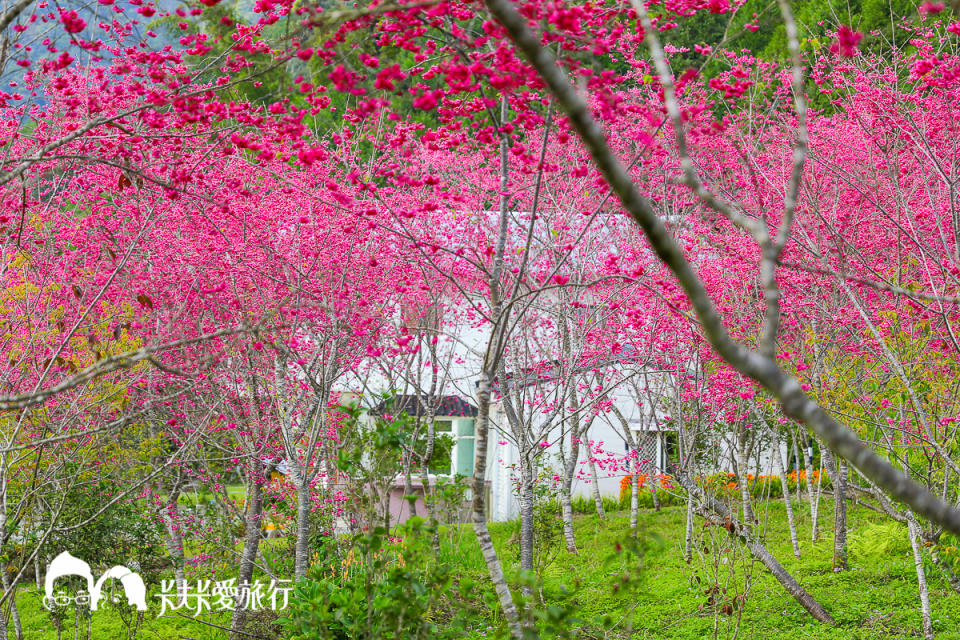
[569,494,628,515]
[698,469,831,499]
[570,495,594,514]
[602,496,621,513]
[279,520,477,640]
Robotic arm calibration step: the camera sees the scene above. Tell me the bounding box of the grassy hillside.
[12,499,960,639]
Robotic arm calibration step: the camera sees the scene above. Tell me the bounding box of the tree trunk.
[403,448,418,519]
[160,505,187,604]
[650,474,661,512]
[826,452,849,570]
[684,493,694,562]
[736,429,754,530]
[631,451,641,534]
[588,455,605,519]
[294,480,312,581]
[559,383,581,553]
[800,435,820,541]
[419,402,440,551]
[907,511,934,640]
[231,462,266,636]
[472,378,522,638]
[1,565,22,640]
[467,93,525,639]
[771,432,801,559]
[790,429,802,502]
[809,444,823,542]
[677,474,835,625]
[519,460,535,577]
[559,482,577,553]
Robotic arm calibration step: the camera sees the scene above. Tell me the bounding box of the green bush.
[602,495,621,513]
[570,494,631,515]
[279,521,477,640]
[570,495,597,514]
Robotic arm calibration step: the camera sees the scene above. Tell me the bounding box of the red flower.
[60,9,86,34]
[830,25,863,57]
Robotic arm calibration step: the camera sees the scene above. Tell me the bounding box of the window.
[454,419,475,476]
[661,432,679,472]
[423,420,453,475]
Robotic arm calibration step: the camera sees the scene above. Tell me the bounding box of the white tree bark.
[907,511,934,640]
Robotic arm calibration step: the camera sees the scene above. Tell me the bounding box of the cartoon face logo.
[43,552,147,611]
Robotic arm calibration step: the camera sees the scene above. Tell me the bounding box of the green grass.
[449,500,960,639]
[7,589,233,639]
[11,498,960,639]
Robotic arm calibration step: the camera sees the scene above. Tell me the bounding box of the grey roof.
[371,394,478,418]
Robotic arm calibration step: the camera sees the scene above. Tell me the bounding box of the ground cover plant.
[9,501,960,639]
[1,0,960,637]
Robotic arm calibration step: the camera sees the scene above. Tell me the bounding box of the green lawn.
[11,499,960,639]
[450,500,960,639]
[518,501,960,639]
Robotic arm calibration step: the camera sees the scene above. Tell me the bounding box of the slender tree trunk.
[159,492,187,605]
[1,565,22,640]
[466,93,524,639]
[771,432,800,559]
[812,464,823,541]
[294,480,312,581]
[403,448,418,519]
[588,455,605,519]
[323,441,337,492]
[800,435,819,539]
[684,493,694,562]
[650,473,661,512]
[821,450,848,569]
[559,384,581,553]
[559,481,577,553]
[162,526,187,605]
[790,429,802,502]
[831,455,849,570]
[631,452,641,534]
[0,506,21,640]
[419,464,439,550]
[231,462,266,636]
[677,473,835,625]
[419,400,440,551]
[519,460,535,576]
[907,511,934,640]
[472,379,522,638]
[736,428,754,530]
